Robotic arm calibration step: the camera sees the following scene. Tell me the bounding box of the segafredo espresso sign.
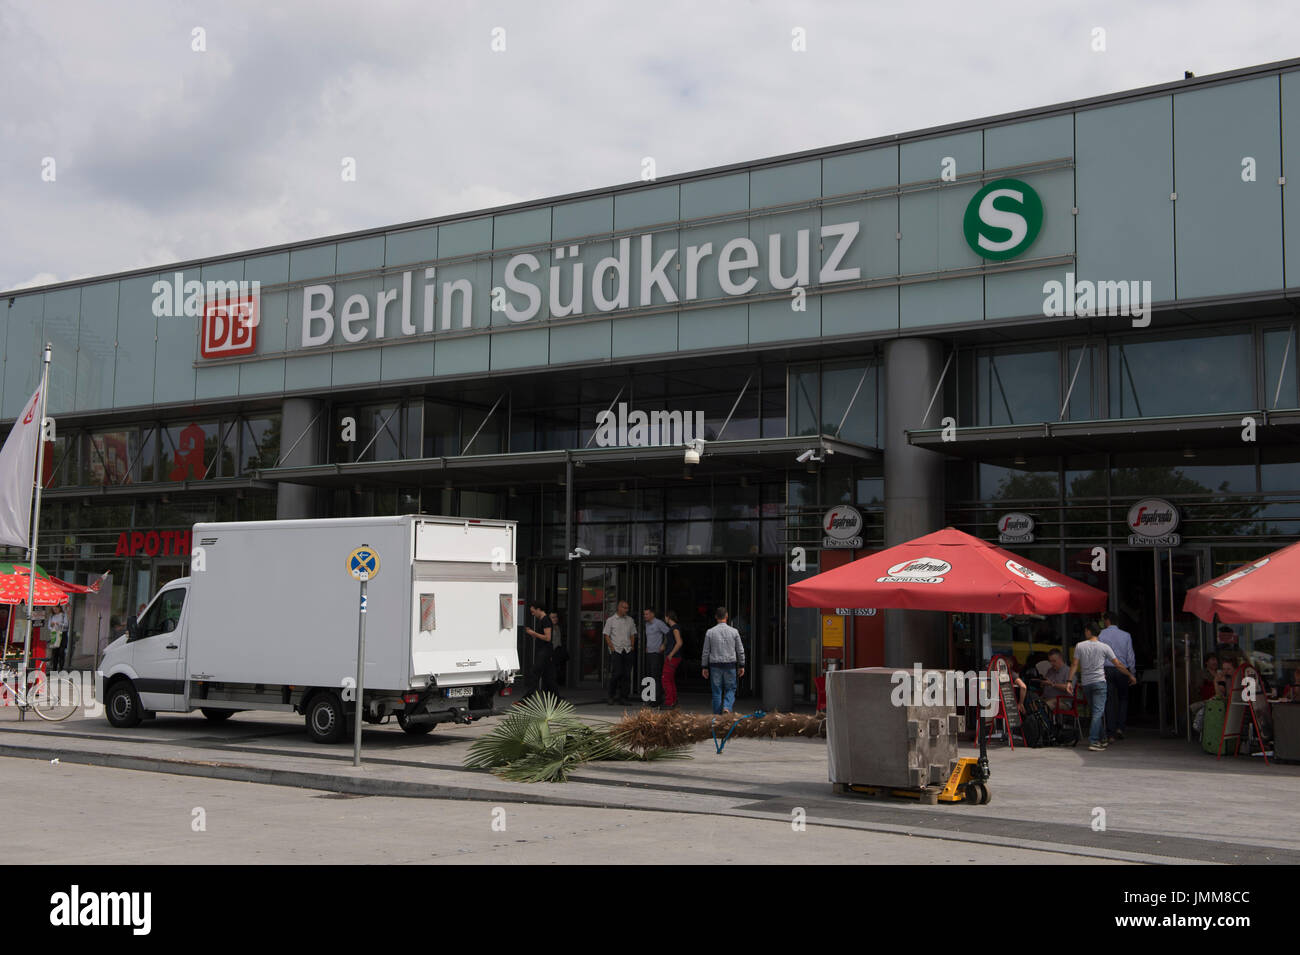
[297,221,864,349]
[822,505,864,549]
[876,557,951,584]
[997,512,1035,544]
[1127,498,1181,546]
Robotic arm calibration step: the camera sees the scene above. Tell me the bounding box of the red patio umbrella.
[787,526,1107,615]
[1183,540,1300,624]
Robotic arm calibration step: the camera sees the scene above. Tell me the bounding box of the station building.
[6,56,1300,727]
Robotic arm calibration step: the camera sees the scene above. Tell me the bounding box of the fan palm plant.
[464,692,690,783]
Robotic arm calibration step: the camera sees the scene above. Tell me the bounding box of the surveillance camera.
[796,449,815,464]
[572,546,590,558]
[683,438,705,465]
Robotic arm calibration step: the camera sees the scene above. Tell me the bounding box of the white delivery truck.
[97,515,520,742]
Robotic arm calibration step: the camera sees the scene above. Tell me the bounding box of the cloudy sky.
[1,0,1296,291]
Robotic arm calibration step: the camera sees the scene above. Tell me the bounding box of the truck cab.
[99,578,191,724]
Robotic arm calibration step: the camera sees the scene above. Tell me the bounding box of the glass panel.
[976,346,1059,425]
[463,404,503,454]
[1261,447,1300,492]
[241,416,281,472]
[1111,450,1256,496]
[1109,331,1253,418]
[423,402,460,457]
[139,427,157,482]
[1263,326,1297,410]
[978,459,1060,501]
[790,366,819,436]
[761,379,787,438]
[162,421,219,482]
[82,430,139,485]
[1064,344,1101,421]
[358,404,402,462]
[822,362,876,445]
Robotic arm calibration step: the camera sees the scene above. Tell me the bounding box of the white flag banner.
[0,387,42,549]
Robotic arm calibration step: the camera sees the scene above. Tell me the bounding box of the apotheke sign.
[1127,498,1181,546]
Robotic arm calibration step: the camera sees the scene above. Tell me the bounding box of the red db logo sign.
[201,296,258,358]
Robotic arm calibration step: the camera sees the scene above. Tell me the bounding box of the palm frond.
[463,691,694,782]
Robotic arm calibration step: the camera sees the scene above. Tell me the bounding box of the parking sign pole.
[353,574,368,767]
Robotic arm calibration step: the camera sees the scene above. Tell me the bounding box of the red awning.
[48,574,103,595]
[787,526,1107,615]
[1183,540,1300,623]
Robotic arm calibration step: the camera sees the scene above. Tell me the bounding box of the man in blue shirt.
[1098,611,1136,740]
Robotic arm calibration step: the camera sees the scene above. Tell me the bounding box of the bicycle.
[0,662,80,721]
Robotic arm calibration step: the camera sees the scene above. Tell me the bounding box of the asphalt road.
[6,757,1122,865]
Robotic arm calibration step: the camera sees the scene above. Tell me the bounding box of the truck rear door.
[410,579,518,690]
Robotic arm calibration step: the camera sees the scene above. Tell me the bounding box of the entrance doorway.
[1114,548,1209,736]
[530,559,759,699]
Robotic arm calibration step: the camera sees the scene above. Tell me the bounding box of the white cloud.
[1,0,1297,289]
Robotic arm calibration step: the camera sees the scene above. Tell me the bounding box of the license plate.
[444,686,473,698]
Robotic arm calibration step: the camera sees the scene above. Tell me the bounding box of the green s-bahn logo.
[962,178,1043,261]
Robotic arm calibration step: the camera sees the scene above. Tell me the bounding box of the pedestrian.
[662,611,684,708]
[602,600,636,705]
[1067,623,1136,751]
[522,603,560,701]
[1098,610,1136,741]
[701,606,745,715]
[642,607,669,707]
[548,611,567,683]
[48,605,68,671]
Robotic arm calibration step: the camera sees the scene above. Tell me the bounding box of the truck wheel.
[396,712,435,736]
[105,681,143,728]
[201,708,236,722]
[306,692,347,743]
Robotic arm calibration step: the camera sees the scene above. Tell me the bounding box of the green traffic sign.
[962,178,1043,261]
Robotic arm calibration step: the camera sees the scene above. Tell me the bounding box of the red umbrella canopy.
[1183,539,1300,623]
[0,572,67,606]
[787,527,1107,615]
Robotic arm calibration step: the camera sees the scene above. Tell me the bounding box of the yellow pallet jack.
[838,710,992,806]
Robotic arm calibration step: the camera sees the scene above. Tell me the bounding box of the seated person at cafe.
[1038,648,1072,712]
[1199,652,1220,701]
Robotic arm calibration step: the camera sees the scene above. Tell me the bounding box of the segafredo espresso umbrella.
[1183,539,1300,624]
[787,526,1107,615]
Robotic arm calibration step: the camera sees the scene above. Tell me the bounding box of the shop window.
[1109,331,1253,419]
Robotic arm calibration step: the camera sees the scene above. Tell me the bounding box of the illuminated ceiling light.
[1183,448,1196,459]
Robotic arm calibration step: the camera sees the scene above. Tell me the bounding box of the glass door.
[577,563,627,687]
[1157,549,1209,739]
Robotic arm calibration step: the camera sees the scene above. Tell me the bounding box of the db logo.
[201,296,258,359]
